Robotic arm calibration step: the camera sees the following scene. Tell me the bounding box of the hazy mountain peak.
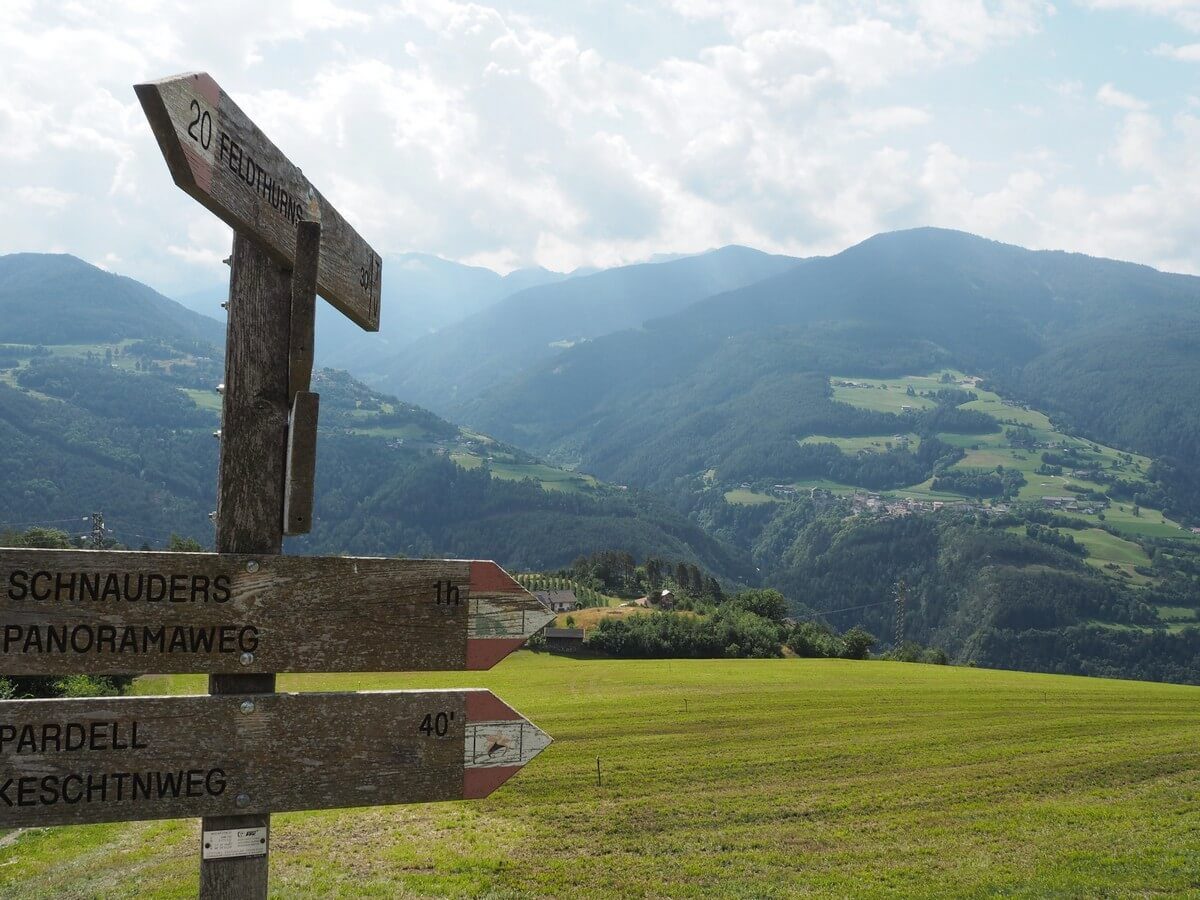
[0,251,223,346]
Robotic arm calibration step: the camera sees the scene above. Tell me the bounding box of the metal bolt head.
[212,429,222,439]
[246,560,260,574]
[235,793,251,808]
[239,699,255,715]
[215,383,225,394]
[239,651,254,667]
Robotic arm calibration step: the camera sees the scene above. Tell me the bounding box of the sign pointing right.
[0,550,554,675]
[0,690,551,828]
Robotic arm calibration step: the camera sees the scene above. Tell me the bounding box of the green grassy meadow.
[724,488,777,506]
[800,434,922,454]
[2,654,1198,898]
[451,452,597,493]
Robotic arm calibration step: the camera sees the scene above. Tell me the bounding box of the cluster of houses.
[840,489,1112,520]
[1041,496,1106,515]
[848,492,986,518]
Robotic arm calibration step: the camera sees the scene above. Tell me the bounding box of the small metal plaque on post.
[203,827,268,860]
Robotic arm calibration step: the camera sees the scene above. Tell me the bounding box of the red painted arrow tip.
[194,73,220,105]
[463,765,523,800]
[465,690,521,723]
[466,637,532,670]
[469,560,522,594]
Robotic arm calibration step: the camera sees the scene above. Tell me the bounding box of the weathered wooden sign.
[0,690,550,828]
[134,72,382,331]
[123,70,552,897]
[0,550,552,675]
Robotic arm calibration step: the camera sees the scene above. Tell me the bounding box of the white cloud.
[1155,41,1200,59]
[0,0,1197,298]
[1097,83,1148,110]
[1078,0,1200,30]
[15,187,74,209]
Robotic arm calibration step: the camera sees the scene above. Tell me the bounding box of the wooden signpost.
[0,690,550,829]
[0,550,553,674]
[134,73,381,331]
[0,71,553,897]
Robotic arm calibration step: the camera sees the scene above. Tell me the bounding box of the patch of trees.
[910,405,998,436]
[974,624,1200,685]
[752,507,1187,680]
[882,641,949,665]
[724,435,963,492]
[786,621,877,660]
[298,448,756,580]
[929,387,976,406]
[932,467,1026,499]
[1024,523,1087,557]
[16,358,212,428]
[588,606,784,659]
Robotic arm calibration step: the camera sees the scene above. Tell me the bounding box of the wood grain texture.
[0,550,552,674]
[0,690,550,829]
[134,73,381,331]
[288,220,319,401]
[282,392,319,537]
[206,233,288,898]
[215,234,290,560]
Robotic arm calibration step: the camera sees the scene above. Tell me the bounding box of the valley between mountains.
[3,227,1200,683]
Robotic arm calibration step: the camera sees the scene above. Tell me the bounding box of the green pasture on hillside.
[724,488,777,505]
[830,378,936,413]
[825,372,1187,543]
[451,452,596,493]
[181,389,221,413]
[3,655,1198,898]
[799,433,922,454]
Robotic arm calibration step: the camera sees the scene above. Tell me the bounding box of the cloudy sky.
[1,0,1197,296]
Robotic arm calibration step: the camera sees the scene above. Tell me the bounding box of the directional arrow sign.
[0,690,551,828]
[135,72,382,330]
[0,550,553,675]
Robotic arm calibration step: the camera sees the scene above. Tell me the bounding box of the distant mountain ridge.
[170,251,577,373]
[0,255,750,578]
[455,228,1200,517]
[0,253,224,346]
[6,230,1200,683]
[372,244,804,413]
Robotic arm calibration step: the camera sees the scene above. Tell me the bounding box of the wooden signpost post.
[0,71,554,898]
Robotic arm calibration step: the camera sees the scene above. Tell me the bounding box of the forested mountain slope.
[6,236,1200,684]
[312,252,574,373]
[372,245,802,413]
[0,343,751,580]
[460,229,1200,519]
[0,254,224,345]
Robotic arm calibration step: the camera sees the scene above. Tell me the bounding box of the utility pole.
[894,579,906,647]
[88,512,105,550]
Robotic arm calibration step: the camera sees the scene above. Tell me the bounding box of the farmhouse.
[535,590,580,613]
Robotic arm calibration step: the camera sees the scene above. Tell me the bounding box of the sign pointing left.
[135,72,382,330]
